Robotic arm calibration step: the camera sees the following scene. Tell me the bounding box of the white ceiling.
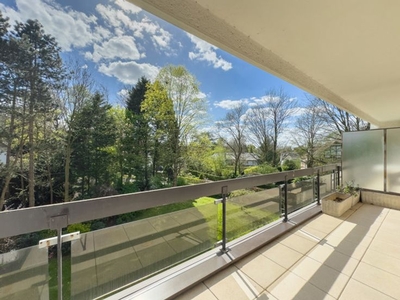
[130,0,400,127]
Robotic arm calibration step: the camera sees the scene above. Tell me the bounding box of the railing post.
[284,175,288,222]
[49,215,68,300]
[336,165,341,187]
[221,186,228,252]
[57,228,63,300]
[317,170,321,205]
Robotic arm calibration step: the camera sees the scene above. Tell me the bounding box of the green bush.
[176,176,187,186]
[282,159,300,171]
[121,182,140,194]
[228,189,256,198]
[244,164,278,175]
[67,223,91,234]
[90,221,106,231]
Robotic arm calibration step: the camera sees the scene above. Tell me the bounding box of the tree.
[156,65,207,185]
[71,92,116,198]
[293,97,326,168]
[125,77,151,190]
[58,60,94,201]
[217,102,247,176]
[266,88,297,167]
[141,80,176,184]
[247,104,273,164]
[13,20,64,207]
[315,97,370,137]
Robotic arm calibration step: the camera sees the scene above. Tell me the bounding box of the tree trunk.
[28,96,35,207]
[64,144,71,201]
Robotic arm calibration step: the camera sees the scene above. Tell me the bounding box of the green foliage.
[282,159,300,171]
[293,176,312,183]
[150,175,166,190]
[176,176,187,186]
[90,221,106,231]
[337,180,359,196]
[120,182,140,194]
[67,223,91,234]
[244,164,278,175]
[228,189,255,198]
[126,76,150,114]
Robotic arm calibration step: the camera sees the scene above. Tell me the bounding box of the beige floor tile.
[362,249,400,277]
[379,218,400,232]
[338,209,355,221]
[373,227,400,247]
[295,225,328,240]
[339,279,394,300]
[254,290,278,300]
[173,283,218,300]
[204,266,263,300]
[386,209,400,221]
[300,219,341,235]
[322,234,368,260]
[355,204,389,217]
[352,262,400,299]
[290,256,350,298]
[259,243,303,269]
[306,244,359,276]
[235,251,286,288]
[279,232,318,254]
[311,213,344,227]
[329,220,377,243]
[369,239,400,260]
[267,271,335,300]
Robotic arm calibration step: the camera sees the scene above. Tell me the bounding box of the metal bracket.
[214,198,223,205]
[221,186,228,196]
[38,231,81,248]
[48,214,68,230]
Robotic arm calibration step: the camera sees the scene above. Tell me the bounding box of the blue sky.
[0,0,308,123]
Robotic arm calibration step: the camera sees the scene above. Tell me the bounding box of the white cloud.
[1,0,110,51]
[98,61,159,84]
[187,33,232,71]
[117,88,129,98]
[196,91,207,99]
[214,99,248,109]
[86,36,143,62]
[115,0,142,14]
[151,28,172,49]
[96,4,173,51]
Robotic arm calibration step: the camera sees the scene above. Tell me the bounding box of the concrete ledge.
[361,190,400,210]
[106,204,322,300]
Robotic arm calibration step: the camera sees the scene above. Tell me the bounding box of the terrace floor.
[174,203,400,300]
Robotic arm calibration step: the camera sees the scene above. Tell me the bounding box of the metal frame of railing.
[0,164,339,300]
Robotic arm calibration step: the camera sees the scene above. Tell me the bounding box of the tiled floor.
[174,203,400,300]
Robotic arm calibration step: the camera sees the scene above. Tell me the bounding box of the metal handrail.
[0,164,338,239]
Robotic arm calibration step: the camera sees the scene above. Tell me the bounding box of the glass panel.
[70,201,218,299]
[320,173,334,197]
[286,178,315,214]
[0,239,49,299]
[387,128,400,193]
[342,130,384,191]
[226,185,281,242]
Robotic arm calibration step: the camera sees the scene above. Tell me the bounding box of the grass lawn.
[48,255,71,300]
[46,192,280,298]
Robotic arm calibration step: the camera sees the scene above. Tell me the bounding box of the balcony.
[176,202,400,300]
[1,165,338,299]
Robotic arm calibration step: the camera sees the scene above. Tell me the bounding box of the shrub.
[67,223,91,234]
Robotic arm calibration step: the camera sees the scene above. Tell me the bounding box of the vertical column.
[221,186,228,252]
[317,170,320,205]
[284,175,288,222]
